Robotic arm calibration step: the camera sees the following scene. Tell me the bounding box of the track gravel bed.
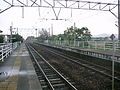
[31,43,120,90]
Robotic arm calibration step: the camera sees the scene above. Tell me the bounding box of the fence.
[47,40,120,51]
[0,42,20,62]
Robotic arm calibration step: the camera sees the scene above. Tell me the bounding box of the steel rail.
[26,43,78,90]
[41,43,120,75]
[35,43,120,81]
[43,47,120,80]
[26,44,55,90]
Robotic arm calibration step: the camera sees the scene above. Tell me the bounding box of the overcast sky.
[0,0,118,39]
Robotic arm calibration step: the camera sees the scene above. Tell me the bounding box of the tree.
[0,35,4,43]
[64,26,75,41]
[64,26,92,41]
[12,34,24,43]
[49,35,57,41]
[37,26,92,44]
[37,29,49,42]
[76,27,92,41]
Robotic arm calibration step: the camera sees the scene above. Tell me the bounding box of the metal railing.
[36,41,120,63]
[0,42,20,62]
[0,43,12,62]
[47,40,120,51]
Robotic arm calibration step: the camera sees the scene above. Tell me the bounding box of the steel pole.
[10,26,12,43]
[74,22,76,47]
[35,29,37,38]
[112,39,115,90]
[10,26,13,48]
[118,0,120,40]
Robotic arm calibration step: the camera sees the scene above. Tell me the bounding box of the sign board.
[110,34,115,40]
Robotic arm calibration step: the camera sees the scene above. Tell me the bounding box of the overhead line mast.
[118,0,120,40]
[0,0,119,40]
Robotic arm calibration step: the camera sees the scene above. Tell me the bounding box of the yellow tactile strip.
[0,56,21,90]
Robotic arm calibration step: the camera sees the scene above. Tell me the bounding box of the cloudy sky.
[0,0,118,39]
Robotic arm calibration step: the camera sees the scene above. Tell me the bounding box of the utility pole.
[110,34,116,90]
[10,26,12,43]
[35,29,37,38]
[51,24,53,36]
[74,22,76,47]
[17,28,18,34]
[118,0,120,40]
[112,38,115,90]
[48,28,50,37]
[10,26,13,48]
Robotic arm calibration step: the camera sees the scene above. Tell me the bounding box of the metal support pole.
[112,39,115,90]
[74,22,76,47]
[51,24,53,36]
[118,0,120,40]
[35,29,37,38]
[22,6,24,18]
[17,28,18,34]
[10,25,14,50]
[10,26,12,44]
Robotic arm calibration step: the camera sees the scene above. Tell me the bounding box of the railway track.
[34,43,120,81]
[26,43,78,90]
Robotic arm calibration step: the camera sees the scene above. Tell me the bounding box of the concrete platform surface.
[0,43,42,90]
[79,48,120,56]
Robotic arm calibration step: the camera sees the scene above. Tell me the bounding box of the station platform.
[41,42,120,57]
[75,48,120,56]
[0,43,42,90]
